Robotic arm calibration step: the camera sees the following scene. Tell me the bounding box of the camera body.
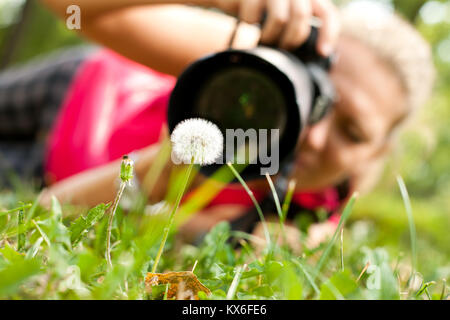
[168,28,335,179]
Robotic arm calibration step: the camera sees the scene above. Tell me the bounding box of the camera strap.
[227,18,241,49]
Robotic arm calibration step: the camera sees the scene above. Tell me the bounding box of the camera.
[168,27,335,179]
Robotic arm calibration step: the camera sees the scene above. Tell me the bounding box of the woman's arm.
[40,144,171,209]
[40,0,216,20]
[41,1,260,76]
[41,0,339,76]
[80,5,260,76]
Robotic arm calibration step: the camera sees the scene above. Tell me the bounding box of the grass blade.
[31,219,50,247]
[440,279,447,300]
[281,180,296,222]
[396,175,417,274]
[227,163,271,247]
[17,209,25,252]
[340,228,344,272]
[227,264,247,300]
[265,173,287,245]
[291,258,320,296]
[26,192,42,221]
[142,137,172,197]
[313,192,358,281]
[0,203,32,218]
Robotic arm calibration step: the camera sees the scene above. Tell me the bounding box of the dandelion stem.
[106,156,134,269]
[152,162,194,273]
[106,181,126,269]
[17,209,25,252]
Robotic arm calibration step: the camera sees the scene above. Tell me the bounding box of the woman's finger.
[279,0,312,50]
[260,0,290,45]
[312,0,340,56]
[239,0,265,24]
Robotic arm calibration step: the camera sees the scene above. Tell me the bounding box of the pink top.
[44,49,344,222]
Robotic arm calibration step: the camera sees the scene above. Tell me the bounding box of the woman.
[0,1,434,245]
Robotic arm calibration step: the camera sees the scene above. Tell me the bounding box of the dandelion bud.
[170,118,223,166]
[120,155,134,184]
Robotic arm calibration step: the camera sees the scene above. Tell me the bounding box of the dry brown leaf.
[145,271,211,300]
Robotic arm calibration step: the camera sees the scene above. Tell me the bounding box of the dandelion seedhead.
[171,118,223,166]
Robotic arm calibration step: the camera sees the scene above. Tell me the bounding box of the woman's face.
[291,36,407,191]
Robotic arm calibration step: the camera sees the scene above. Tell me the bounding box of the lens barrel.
[168,45,334,179]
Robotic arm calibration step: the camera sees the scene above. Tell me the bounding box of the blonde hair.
[340,2,435,117]
[338,2,436,193]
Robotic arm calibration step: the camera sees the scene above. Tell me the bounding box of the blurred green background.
[0,0,448,280]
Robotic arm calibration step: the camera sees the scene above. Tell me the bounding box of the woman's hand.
[214,0,340,55]
[251,219,337,254]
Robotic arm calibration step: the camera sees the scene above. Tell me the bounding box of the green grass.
[0,161,448,300]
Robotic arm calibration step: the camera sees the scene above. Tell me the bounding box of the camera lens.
[193,67,287,135]
[168,48,314,179]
